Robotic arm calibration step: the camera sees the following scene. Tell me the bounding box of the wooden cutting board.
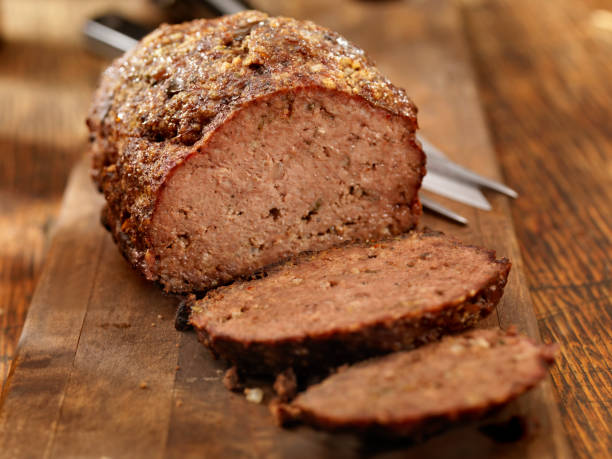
[0,0,569,457]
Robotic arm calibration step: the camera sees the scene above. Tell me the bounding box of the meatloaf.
[274,328,557,436]
[190,231,511,375]
[87,10,425,293]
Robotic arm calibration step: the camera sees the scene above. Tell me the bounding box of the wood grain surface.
[460,1,612,457]
[0,0,569,457]
[0,0,609,457]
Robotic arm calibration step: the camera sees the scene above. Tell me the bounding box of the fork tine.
[426,155,519,198]
[420,195,468,225]
[418,135,519,199]
[422,171,492,210]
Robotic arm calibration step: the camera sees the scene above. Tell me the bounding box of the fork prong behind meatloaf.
[189,231,511,375]
[274,328,557,436]
[87,11,425,293]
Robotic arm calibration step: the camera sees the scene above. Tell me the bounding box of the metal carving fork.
[83,5,517,225]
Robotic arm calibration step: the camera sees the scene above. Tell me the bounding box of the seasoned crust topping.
[89,11,417,146]
[88,11,420,278]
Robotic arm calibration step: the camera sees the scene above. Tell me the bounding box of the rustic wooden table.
[0,0,610,457]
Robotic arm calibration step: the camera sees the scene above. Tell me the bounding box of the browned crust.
[275,330,558,437]
[192,236,511,375]
[88,11,423,284]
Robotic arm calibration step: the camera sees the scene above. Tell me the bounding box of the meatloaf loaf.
[190,231,511,375]
[87,10,425,293]
[274,328,557,436]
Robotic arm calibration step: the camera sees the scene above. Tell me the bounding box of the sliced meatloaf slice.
[274,328,557,436]
[190,231,511,375]
[87,11,425,293]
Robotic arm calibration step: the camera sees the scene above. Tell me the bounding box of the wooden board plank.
[47,229,180,458]
[0,160,106,457]
[461,2,612,457]
[0,0,570,457]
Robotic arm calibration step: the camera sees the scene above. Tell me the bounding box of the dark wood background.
[0,0,609,457]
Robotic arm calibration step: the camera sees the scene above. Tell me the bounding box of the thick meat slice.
[87,11,425,293]
[275,328,557,436]
[190,231,511,374]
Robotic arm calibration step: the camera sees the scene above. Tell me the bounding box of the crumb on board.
[176,399,184,407]
[273,368,297,402]
[223,366,242,391]
[244,388,264,404]
[139,381,148,389]
[157,314,163,320]
[269,399,300,426]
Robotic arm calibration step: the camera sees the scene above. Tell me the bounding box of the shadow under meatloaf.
[274,328,557,437]
[190,231,511,376]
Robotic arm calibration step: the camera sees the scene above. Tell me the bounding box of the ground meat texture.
[276,329,557,436]
[189,231,511,375]
[88,11,425,293]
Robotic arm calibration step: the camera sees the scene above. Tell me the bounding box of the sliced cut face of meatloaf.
[275,328,557,436]
[190,231,511,375]
[87,11,425,293]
